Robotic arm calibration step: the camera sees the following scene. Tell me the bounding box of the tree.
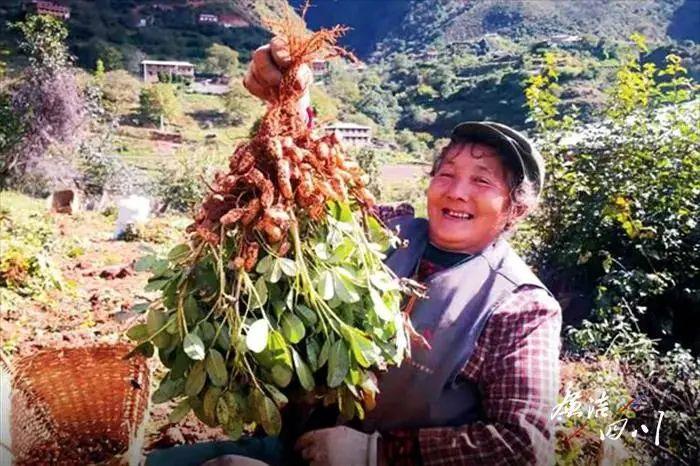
[2,16,87,190]
[139,83,181,125]
[101,70,141,115]
[222,81,264,126]
[310,86,340,121]
[95,59,105,80]
[11,15,69,71]
[203,43,239,76]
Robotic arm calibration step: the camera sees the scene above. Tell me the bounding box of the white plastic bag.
[114,195,151,238]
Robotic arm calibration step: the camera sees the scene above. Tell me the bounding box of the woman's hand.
[243,36,313,105]
[294,426,380,466]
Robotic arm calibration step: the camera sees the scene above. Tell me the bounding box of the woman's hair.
[430,139,539,231]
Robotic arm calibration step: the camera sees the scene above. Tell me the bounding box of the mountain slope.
[293,0,695,58]
[0,0,298,70]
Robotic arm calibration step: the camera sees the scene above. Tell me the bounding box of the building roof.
[325,122,372,131]
[141,60,195,67]
[219,14,249,26]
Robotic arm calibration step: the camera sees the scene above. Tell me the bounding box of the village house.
[219,13,249,28]
[311,59,329,79]
[324,122,372,148]
[422,47,439,61]
[140,60,195,83]
[198,13,219,24]
[24,0,70,20]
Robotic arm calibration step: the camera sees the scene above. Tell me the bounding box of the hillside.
[0,0,297,70]
[296,0,696,58]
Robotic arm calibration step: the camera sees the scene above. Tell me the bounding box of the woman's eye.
[438,172,453,178]
[475,177,491,185]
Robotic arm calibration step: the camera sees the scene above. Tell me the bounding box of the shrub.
[139,83,181,125]
[0,192,63,295]
[222,80,264,126]
[202,43,239,76]
[100,70,141,115]
[524,41,699,353]
[523,37,699,464]
[154,147,225,213]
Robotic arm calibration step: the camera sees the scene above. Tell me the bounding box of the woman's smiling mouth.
[442,208,474,220]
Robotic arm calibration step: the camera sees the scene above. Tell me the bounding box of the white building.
[198,13,218,24]
[140,60,195,83]
[324,122,372,148]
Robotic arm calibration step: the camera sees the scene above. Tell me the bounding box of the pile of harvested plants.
[127,14,420,438]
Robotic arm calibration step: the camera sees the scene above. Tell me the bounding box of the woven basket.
[6,344,150,466]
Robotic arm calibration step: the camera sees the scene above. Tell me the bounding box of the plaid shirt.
[377,204,562,466]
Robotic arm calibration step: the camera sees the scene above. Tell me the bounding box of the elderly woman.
[148,39,562,466]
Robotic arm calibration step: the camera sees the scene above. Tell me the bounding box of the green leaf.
[144,278,169,292]
[126,324,149,341]
[338,202,353,223]
[256,254,275,274]
[263,382,288,408]
[341,326,378,368]
[130,302,150,314]
[331,239,355,262]
[151,258,171,278]
[171,350,191,379]
[281,313,305,344]
[369,271,397,292]
[327,200,339,219]
[318,339,330,369]
[199,321,217,346]
[334,273,360,303]
[130,341,154,358]
[169,398,191,424]
[313,242,330,260]
[271,364,293,387]
[183,333,206,360]
[285,288,295,311]
[152,377,183,404]
[306,338,321,372]
[203,386,222,426]
[185,361,207,396]
[259,394,282,436]
[216,396,230,425]
[327,339,350,388]
[216,326,231,352]
[278,258,298,277]
[339,386,355,420]
[168,243,191,262]
[293,349,315,391]
[317,270,335,300]
[134,255,156,272]
[369,287,393,321]
[184,295,200,323]
[296,304,318,327]
[252,277,268,308]
[266,330,292,367]
[246,319,269,353]
[366,215,385,242]
[224,417,244,440]
[206,349,228,387]
[268,260,282,283]
[147,309,170,348]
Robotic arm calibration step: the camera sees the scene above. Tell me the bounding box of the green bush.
[523,37,699,464]
[0,192,63,295]
[139,83,181,125]
[155,147,225,213]
[525,41,699,353]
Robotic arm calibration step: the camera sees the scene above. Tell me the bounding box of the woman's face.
[427,142,513,253]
